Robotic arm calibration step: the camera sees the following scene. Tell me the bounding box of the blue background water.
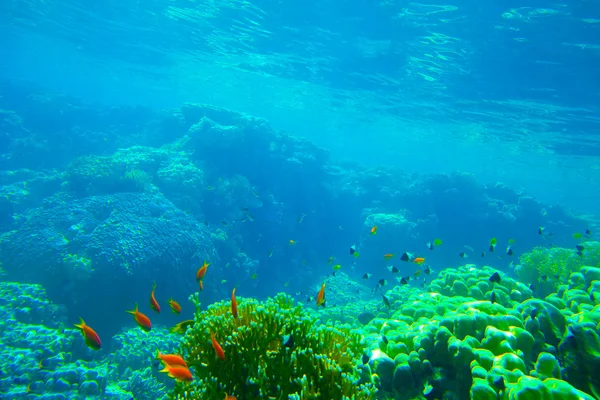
[2,0,599,213]
[1,2,600,399]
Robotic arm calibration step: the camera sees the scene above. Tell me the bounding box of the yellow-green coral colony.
[357,263,600,400]
[161,242,600,400]
[171,293,376,399]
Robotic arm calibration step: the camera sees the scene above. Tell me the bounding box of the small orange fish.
[211,332,226,360]
[126,304,152,332]
[74,318,101,350]
[316,283,326,307]
[150,282,160,314]
[289,239,296,246]
[160,365,193,382]
[370,225,378,235]
[383,253,394,260]
[225,394,237,400]
[413,257,425,264]
[231,288,238,319]
[196,261,210,291]
[168,298,181,314]
[156,350,188,368]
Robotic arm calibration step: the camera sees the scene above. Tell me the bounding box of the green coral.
[171,293,376,400]
[516,246,583,295]
[364,265,598,400]
[66,146,173,195]
[515,242,600,297]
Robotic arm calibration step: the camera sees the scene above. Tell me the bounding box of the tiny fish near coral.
[150,282,160,313]
[231,288,238,319]
[74,318,101,350]
[160,365,193,382]
[316,283,326,307]
[196,261,210,291]
[211,332,226,360]
[168,298,181,314]
[156,350,188,368]
[126,304,152,332]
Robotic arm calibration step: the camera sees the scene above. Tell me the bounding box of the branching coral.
[171,293,376,400]
[516,246,584,296]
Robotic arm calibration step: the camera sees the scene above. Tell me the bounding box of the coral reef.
[360,264,600,399]
[0,280,189,399]
[1,81,598,400]
[0,192,216,288]
[0,282,110,399]
[516,241,600,296]
[172,292,376,399]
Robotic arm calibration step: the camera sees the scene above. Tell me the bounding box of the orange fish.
[370,225,378,235]
[211,332,226,360]
[126,304,152,332]
[225,394,237,400]
[289,239,296,246]
[413,257,425,264]
[316,283,326,307]
[160,365,193,382]
[156,350,188,368]
[383,253,394,260]
[150,282,160,313]
[196,261,210,291]
[74,318,101,350]
[231,288,238,319]
[168,298,181,314]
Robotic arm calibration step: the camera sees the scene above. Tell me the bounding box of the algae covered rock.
[0,282,113,399]
[0,192,217,317]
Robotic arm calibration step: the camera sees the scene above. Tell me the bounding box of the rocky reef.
[1,240,600,399]
[0,280,188,399]
[0,82,598,399]
[356,262,600,399]
[0,83,592,316]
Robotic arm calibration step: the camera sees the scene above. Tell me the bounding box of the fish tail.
[74,317,85,330]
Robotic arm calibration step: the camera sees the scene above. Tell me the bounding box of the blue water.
[2,0,599,211]
[1,1,600,399]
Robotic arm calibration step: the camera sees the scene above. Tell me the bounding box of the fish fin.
[74,317,86,329]
[126,304,138,315]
